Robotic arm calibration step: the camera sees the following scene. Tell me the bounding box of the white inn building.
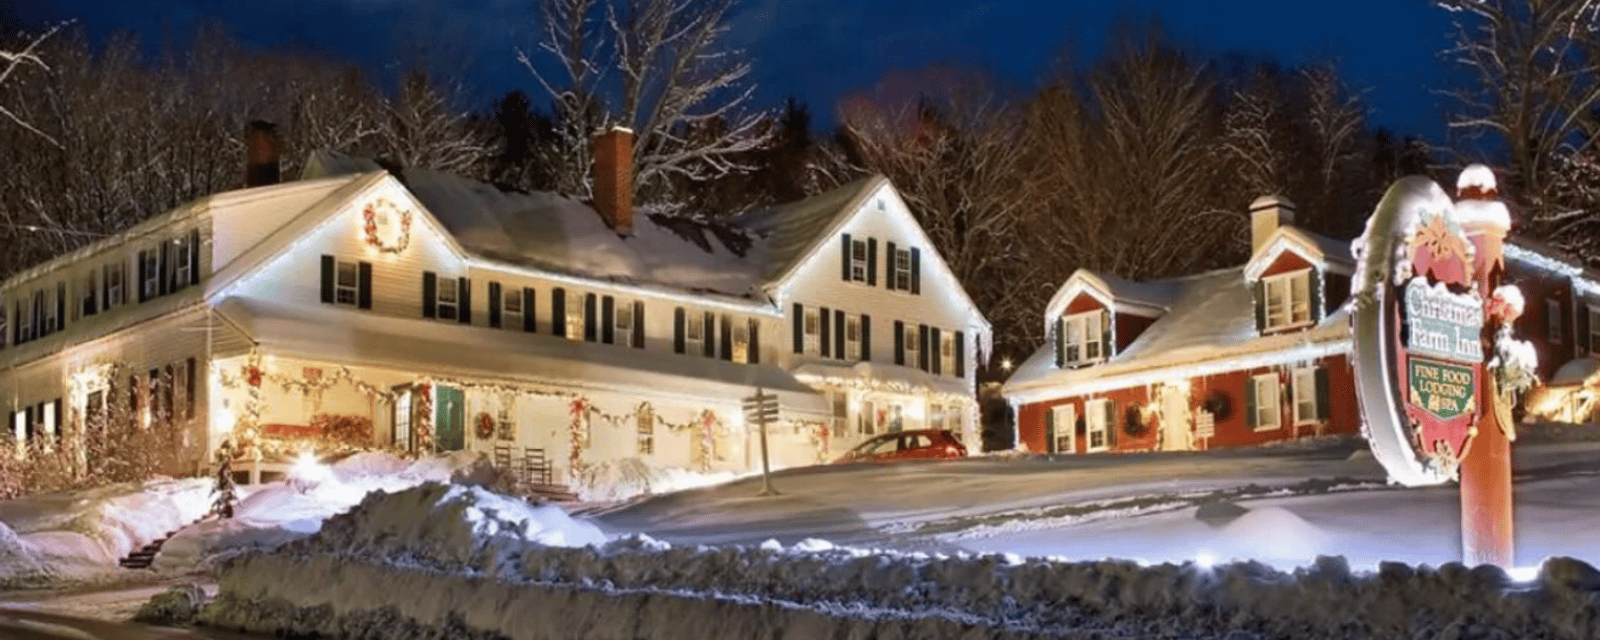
[0,124,991,497]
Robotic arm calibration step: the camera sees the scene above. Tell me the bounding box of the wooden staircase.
[119,513,212,570]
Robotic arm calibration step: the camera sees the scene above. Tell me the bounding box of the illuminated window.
[732,321,749,363]
[566,294,585,341]
[637,405,654,455]
[503,287,522,328]
[850,239,868,282]
[892,248,911,291]
[616,300,634,338]
[941,332,956,374]
[1086,398,1110,452]
[334,260,359,305]
[174,236,192,286]
[845,316,860,360]
[903,324,919,362]
[436,278,459,321]
[803,309,819,353]
[1253,374,1281,431]
[858,400,876,435]
[1292,368,1319,425]
[104,263,124,308]
[1063,311,1103,365]
[1263,270,1312,330]
[685,313,704,353]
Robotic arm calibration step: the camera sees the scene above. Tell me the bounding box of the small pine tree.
[211,440,237,519]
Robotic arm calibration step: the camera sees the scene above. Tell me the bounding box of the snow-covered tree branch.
[0,21,67,146]
[519,0,771,205]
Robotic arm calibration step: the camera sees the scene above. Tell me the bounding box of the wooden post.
[757,390,777,497]
[1460,209,1514,567]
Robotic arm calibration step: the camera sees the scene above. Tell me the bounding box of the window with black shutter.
[833,309,845,359]
[631,301,645,348]
[910,247,921,294]
[746,318,760,363]
[422,272,437,318]
[719,314,733,361]
[457,277,471,324]
[674,307,687,353]
[584,293,599,341]
[792,303,805,354]
[703,312,716,357]
[601,295,616,344]
[552,288,567,337]
[820,307,831,356]
[489,282,503,328]
[522,287,537,332]
[860,314,872,362]
[917,324,930,371]
[894,320,905,365]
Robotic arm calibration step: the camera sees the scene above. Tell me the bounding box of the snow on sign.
[1351,163,1529,568]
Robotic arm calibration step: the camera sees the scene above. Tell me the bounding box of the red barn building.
[1003,195,1600,454]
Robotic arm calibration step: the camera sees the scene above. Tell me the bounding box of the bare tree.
[0,21,66,144]
[840,67,1034,351]
[1436,0,1600,204]
[374,69,491,175]
[519,0,771,206]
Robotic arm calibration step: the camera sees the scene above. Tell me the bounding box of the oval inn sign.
[1351,176,1488,486]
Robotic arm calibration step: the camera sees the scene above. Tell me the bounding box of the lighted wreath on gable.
[362,198,414,255]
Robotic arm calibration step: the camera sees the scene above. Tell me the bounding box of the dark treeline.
[4,5,1574,373]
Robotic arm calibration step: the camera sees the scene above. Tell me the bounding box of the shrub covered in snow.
[195,483,1600,640]
[132,582,209,625]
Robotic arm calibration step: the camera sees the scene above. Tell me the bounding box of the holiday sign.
[1397,205,1483,475]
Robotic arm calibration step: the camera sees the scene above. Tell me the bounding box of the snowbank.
[197,490,1600,639]
[0,477,212,586]
[154,450,506,573]
[574,459,752,502]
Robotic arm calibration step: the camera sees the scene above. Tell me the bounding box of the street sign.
[743,389,780,497]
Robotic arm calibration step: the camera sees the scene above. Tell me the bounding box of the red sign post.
[1350,165,1528,568]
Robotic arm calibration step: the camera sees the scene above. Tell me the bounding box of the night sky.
[13,0,1456,140]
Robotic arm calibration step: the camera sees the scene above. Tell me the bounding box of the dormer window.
[1263,270,1312,330]
[1062,310,1104,365]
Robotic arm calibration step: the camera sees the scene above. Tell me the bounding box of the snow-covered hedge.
[196,483,1600,640]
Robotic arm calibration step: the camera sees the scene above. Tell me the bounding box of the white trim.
[1050,403,1076,454]
[767,178,992,336]
[1085,398,1110,452]
[1253,373,1281,432]
[1006,338,1351,405]
[1505,243,1600,298]
[1291,366,1318,426]
[1061,309,1106,366]
[1261,268,1314,331]
[1243,227,1352,281]
[1042,270,1165,337]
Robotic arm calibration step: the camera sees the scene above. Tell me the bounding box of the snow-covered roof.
[1549,357,1600,388]
[1243,226,1354,281]
[299,153,901,305]
[1006,267,1352,402]
[1042,270,1183,330]
[791,360,972,399]
[1,175,366,291]
[731,175,887,284]
[216,296,831,416]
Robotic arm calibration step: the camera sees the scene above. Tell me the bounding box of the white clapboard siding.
[209,176,369,275]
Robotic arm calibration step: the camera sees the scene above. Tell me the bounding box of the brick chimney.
[1249,194,1296,254]
[592,126,634,236]
[244,121,281,188]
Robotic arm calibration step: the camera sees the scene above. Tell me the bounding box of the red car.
[834,429,968,464]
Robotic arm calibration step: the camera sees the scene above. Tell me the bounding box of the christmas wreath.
[1202,390,1232,421]
[475,412,496,440]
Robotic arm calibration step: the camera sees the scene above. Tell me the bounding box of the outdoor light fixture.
[1000,357,1013,371]
[1195,553,1215,568]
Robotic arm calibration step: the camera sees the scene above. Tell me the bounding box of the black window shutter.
[833,309,845,359]
[792,303,804,353]
[1253,280,1266,333]
[1054,317,1066,367]
[584,293,598,341]
[1105,400,1118,448]
[158,242,170,296]
[523,288,537,332]
[1100,310,1112,359]
[860,314,872,362]
[1245,377,1258,429]
[52,399,61,439]
[601,295,615,344]
[422,272,438,318]
[674,307,686,353]
[820,307,832,356]
[137,251,148,302]
[552,288,567,336]
[748,319,760,363]
[918,324,930,371]
[955,331,966,377]
[867,238,878,286]
[886,241,898,290]
[357,262,373,309]
[458,277,472,324]
[1314,367,1331,420]
[24,405,34,442]
[931,327,943,375]
[101,266,109,308]
[188,229,201,285]
[719,315,732,361]
[84,272,97,317]
[910,247,922,295]
[185,357,196,419]
[703,312,716,357]
[840,234,852,280]
[1045,408,1057,453]
[894,320,905,365]
[632,301,645,348]
[488,282,503,328]
[55,283,64,329]
[320,256,336,303]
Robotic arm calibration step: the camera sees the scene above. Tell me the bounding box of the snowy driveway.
[591,441,1600,552]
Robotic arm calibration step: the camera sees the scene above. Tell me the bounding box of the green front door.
[435,386,465,451]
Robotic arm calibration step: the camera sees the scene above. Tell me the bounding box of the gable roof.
[1042,269,1182,332]
[1242,226,1354,281]
[1005,267,1351,402]
[732,175,886,284]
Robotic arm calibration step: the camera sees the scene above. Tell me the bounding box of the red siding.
[1065,293,1103,315]
[1506,263,1576,380]
[1017,354,1360,454]
[1115,313,1155,352]
[1261,250,1314,278]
